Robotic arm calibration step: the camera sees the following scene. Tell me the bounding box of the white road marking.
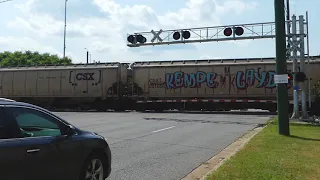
[152,126,175,133]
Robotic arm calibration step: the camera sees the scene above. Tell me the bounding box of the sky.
[0,0,319,64]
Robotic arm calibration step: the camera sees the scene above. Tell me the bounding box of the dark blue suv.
[0,98,111,180]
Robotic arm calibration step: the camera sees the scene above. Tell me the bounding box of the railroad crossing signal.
[288,73,293,84]
[126,21,281,47]
[223,26,244,36]
[126,25,246,45]
[295,72,306,82]
[172,30,191,40]
[170,27,244,41]
[127,34,147,44]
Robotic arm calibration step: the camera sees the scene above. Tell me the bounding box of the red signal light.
[173,31,180,40]
[223,27,244,37]
[182,31,191,39]
[234,27,244,36]
[224,27,232,36]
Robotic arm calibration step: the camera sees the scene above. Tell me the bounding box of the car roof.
[0,98,46,109]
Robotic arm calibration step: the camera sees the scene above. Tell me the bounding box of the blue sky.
[0,0,319,63]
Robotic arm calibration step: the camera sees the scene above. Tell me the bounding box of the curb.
[181,124,267,180]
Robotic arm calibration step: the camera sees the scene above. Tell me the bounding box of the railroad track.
[49,108,277,115]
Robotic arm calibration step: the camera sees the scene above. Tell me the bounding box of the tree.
[0,50,73,66]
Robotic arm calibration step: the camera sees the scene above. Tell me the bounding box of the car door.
[0,107,26,180]
[4,106,85,180]
[3,106,70,180]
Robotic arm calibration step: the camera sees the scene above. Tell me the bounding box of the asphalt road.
[54,111,273,180]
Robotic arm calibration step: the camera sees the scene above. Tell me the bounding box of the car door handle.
[26,149,40,153]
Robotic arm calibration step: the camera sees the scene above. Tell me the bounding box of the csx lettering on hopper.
[76,73,95,80]
[1,56,320,114]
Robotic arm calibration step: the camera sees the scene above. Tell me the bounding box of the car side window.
[7,107,62,138]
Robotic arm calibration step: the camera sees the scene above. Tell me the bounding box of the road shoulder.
[181,124,266,180]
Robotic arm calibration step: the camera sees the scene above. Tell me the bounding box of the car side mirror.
[66,125,76,136]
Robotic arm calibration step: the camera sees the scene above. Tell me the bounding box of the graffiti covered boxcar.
[131,56,320,112]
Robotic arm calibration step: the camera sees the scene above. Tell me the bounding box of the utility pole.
[274,0,290,135]
[63,0,68,58]
[86,51,89,64]
[85,48,89,64]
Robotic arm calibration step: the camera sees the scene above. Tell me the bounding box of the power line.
[0,0,12,4]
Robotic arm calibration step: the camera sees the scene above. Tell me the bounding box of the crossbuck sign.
[151,29,163,43]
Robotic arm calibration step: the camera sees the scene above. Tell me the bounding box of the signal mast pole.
[287,0,300,119]
[275,0,290,135]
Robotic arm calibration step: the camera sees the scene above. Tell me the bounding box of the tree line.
[0,51,73,66]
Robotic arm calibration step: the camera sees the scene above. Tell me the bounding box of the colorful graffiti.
[236,69,276,89]
[148,68,292,90]
[165,71,219,89]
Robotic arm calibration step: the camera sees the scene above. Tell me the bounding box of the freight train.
[1,56,320,114]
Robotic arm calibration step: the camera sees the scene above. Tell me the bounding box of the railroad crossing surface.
[54,111,272,180]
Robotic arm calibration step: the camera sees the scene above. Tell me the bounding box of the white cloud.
[215,0,257,14]
[8,15,63,37]
[14,0,38,13]
[4,0,259,63]
[0,36,60,55]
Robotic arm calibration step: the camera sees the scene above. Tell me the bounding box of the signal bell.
[173,30,191,40]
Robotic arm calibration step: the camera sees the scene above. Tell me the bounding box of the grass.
[206,118,320,180]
